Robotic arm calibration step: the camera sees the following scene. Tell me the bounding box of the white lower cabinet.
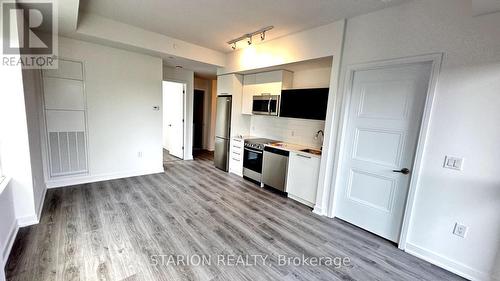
[286,152,321,207]
[229,138,244,176]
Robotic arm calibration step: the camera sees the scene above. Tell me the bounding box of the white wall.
[75,13,225,67]
[250,116,325,148]
[0,13,37,274]
[163,66,194,160]
[219,21,345,74]
[48,36,164,187]
[330,1,500,280]
[0,183,16,268]
[0,253,5,281]
[0,16,37,226]
[292,67,332,89]
[21,69,47,219]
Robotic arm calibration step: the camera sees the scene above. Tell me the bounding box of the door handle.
[393,168,410,175]
[296,154,311,159]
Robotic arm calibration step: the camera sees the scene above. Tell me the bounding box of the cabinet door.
[287,153,321,206]
[256,71,282,96]
[217,75,233,95]
[242,74,256,115]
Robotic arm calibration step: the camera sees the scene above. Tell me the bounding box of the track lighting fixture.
[227,26,274,50]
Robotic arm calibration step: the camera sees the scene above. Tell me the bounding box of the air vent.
[49,131,87,176]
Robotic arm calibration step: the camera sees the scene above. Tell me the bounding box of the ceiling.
[239,57,333,76]
[163,56,219,80]
[79,0,411,53]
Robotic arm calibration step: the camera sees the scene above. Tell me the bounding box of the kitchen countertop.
[265,142,322,159]
[231,135,254,140]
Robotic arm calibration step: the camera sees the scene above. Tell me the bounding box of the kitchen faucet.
[315,130,324,150]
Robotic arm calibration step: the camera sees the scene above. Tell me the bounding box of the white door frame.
[327,53,443,249]
[162,79,186,160]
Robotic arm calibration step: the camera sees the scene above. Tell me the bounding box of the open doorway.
[193,89,205,151]
[162,81,185,164]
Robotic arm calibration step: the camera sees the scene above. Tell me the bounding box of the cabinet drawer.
[229,154,243,177]
[231,152,242,161]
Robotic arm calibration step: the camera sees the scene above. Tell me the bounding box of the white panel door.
[336,62,432,243]
[163,81,184,159]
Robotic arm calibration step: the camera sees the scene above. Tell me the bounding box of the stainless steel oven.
[243,147,263,182]
[243,138,277,183]
[252,95,280,116]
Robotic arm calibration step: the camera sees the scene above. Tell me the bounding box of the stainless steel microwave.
[252,94,279,116]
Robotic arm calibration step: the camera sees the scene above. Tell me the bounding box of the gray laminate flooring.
[5,151,463,281]
[163,148,182,164]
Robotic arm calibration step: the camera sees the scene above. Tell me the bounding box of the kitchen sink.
[300,148,322,156]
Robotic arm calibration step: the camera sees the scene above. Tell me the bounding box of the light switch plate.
[444,156,464,171]
[453,223,468,238]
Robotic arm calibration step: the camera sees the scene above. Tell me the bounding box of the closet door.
[42,59,88,177]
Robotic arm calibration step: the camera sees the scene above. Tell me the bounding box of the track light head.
[227,26,273,49]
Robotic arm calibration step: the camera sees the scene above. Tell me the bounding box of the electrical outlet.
[453,223,468,238]
[444,156,464,171]
[137,151,143,158]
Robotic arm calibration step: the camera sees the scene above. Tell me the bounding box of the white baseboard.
[312,204,326,216]
[405,242,492,281]
[17,214,39,227]
[35,186,47,221]
[2,218,19,267]
[288,194,315,208]
[46,168,165,189]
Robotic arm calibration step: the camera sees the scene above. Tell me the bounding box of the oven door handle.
[244,147,263,154]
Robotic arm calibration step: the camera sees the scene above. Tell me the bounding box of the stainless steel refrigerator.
[214,95,232,171]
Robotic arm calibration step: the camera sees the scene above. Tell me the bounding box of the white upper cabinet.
[286,152,321,207]
[217,74,234,96]
[241,74,257,115]
[241,70,293,115]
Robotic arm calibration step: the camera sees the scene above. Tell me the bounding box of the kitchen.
[214,57,332,208]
